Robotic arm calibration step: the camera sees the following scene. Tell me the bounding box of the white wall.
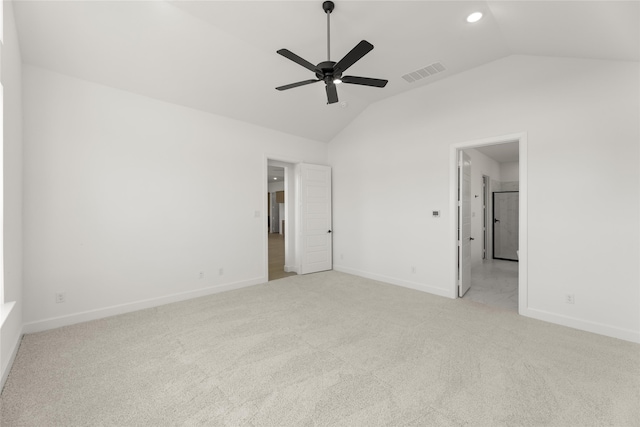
[278,203,285,235]
[1,0,24,388]
[329,55,640,342]
[22,65,327,330]
[463,148,501,266]
[500,161,519,183]
[267,181,284,193]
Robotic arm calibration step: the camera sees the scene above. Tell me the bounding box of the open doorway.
[267,161,297,281]
[453,134,527,313]
[264,159,333,281]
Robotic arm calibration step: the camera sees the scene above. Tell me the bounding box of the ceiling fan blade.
[276,79,321,91]
[333,40,374,74]
[342,76,388,88]
[326,83,339,104]
[277,49,318,73]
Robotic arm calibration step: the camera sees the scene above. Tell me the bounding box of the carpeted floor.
[1,271,639,426]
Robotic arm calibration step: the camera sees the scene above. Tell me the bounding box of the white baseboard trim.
[520,307,640,344]
[0,301,16,328]
[1,328,23,393]
[23,277,266,334]
[333,265,452,299]
[284,265,298,273]
[333,266,640,344]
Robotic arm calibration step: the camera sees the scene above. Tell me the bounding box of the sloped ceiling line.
[13,1,640,142]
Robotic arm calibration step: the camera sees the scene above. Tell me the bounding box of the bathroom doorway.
[452,133,527,313]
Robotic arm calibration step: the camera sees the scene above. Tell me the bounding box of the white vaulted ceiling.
[12,0,640,142]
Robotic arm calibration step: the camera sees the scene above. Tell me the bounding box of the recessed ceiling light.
[273,177,277,180]
[466,12,483,23]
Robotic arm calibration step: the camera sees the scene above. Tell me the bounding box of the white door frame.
[482,174,490,261]
[450,132,528,314]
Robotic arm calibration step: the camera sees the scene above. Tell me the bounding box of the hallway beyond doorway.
[268,233,296,281]
[463,259,518,311]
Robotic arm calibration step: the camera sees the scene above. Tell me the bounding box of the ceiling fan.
[276,1,388,105]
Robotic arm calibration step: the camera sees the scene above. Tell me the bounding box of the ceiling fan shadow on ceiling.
[276,1,388,105]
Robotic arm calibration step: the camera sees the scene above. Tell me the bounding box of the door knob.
[494,218,500,223]
[470,237,475,241]
[327,230,332,233]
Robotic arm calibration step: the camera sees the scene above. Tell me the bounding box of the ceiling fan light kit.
[276,1,388,105]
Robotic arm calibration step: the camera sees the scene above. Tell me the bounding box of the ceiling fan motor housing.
[323,1,335,14]
[316,61,341,83]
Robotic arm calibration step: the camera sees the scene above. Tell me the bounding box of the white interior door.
[458,151,472,297]
[299,163,332,274]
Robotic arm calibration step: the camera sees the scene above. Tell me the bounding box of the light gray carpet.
[1,271,639,426]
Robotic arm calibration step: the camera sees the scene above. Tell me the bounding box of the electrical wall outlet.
[55,292,66,304]
[219,268,224,276]
[564,293,575,304]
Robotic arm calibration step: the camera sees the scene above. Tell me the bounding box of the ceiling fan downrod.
[323,1,334,61]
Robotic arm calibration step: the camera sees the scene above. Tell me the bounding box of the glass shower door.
[493,191,519,261]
